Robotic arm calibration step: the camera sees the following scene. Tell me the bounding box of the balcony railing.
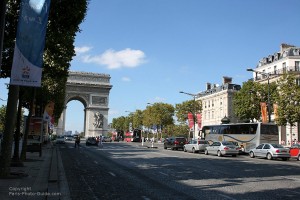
[254,66,300,81]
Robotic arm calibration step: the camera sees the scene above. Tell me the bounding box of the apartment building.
[196,77,241,135]
[249,43,300,145]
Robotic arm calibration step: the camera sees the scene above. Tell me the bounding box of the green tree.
[0,105,6,133]
[175,100,201,124]
[143,103,174,129]
[132,109,143,129]
[275,74,300,131]
[0,0,88,178]
[112,116,127,132]
[233,80,277,122]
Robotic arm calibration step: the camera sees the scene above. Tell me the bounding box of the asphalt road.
[58,141,300,200]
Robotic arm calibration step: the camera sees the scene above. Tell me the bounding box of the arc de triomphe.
[55,71,112,137]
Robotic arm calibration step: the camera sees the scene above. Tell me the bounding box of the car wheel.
[282,158,288,161]
[249,151,255,158]
[183,147,187,152]
[232,154,237,157]
[298,154,300,161]
[267,153,273,160]
[205,149,209,155]
[217,151,222,157]
[164,145,167,150]
[171,147,174,150]
[192,148,195,153]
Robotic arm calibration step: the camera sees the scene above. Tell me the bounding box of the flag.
[10,0,51,87]
[187,112,194,129]
[260,102,268,123]
[196,113,202,129]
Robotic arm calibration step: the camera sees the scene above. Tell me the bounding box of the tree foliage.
[233,80,277,122]
[175,100,201,124]
[143,103,174,129]
[0,105,6,133]
[275,74,300,126]
[1,0,89,122]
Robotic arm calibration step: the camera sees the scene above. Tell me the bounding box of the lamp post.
[179,91,197,139]
[247,68,271,123]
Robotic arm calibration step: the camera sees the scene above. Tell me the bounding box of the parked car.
[65,136,73,141]
[86,137,98,146]
[249,143,290,161]
[205,141,239,157]
[289,143,300,161]
[102,136,112,142]
[184,139,209,153]
[164,137,187,150]
[56,135,65,144]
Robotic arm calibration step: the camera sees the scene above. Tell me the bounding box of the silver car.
[183,139,209,153]
[249,143,290,161]
[205,141,239,157]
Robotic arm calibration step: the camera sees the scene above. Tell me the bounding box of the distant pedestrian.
[293,139,297,145]
[75,136,80,148]
[99,135,103,148]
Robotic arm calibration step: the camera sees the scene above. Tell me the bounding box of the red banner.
[188,112,194,129]
[196,113,202,129]
[273,103,278,120]
[260,102,268,123]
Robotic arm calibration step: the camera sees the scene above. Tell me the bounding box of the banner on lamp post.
[187,112,194,129]
[260,102,268,123]
[196,113,202,130]
[10,0,51,87]
[273,103,278,120]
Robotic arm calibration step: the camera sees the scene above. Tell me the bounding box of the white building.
[195,76,241,138]
[249,43,300,145]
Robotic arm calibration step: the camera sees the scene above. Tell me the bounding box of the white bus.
[201,122,279,153]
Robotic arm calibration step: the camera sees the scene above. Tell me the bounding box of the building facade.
[249,43,300,145]
[195,76,241,138]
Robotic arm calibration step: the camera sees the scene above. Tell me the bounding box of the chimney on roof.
[280,43,295,53]
[223,76,232,85]
[206,83,211,90]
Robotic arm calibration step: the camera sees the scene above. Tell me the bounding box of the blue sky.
[1,0,300,134]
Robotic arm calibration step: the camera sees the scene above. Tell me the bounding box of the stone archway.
[55,71,112,137]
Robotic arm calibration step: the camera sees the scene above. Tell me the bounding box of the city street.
[58,141,300,200]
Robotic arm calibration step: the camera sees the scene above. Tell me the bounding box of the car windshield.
[271,144,284,148]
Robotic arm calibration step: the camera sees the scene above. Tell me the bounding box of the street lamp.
[247,68,271,123]
[179,91,197,139]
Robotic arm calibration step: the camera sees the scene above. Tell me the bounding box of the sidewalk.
[0,142,70,200]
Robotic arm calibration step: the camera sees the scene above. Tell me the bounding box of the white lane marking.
[218,194,237,200]
[141,196,151,200]
[159,172,168,176]
[94,161,98,164]
[108,172,116,177]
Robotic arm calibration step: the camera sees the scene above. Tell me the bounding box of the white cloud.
[75,46,92,55]
[81,48,146,69]
[122,77,131,82]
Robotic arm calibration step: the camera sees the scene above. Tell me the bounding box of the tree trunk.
[0,85,19,178]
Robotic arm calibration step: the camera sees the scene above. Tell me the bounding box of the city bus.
[201,122,279,153]
[124,129,142,142]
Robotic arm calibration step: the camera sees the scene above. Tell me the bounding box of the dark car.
[102,136,112,142]
[164,137,187,150]
[86,137,98,146]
